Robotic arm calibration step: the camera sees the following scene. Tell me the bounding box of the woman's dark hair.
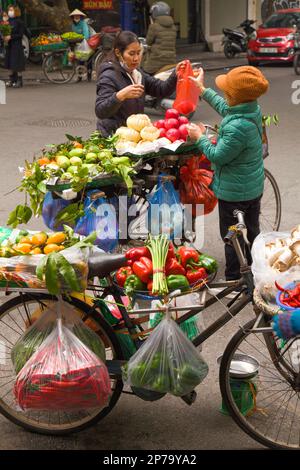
[97,30,140,76]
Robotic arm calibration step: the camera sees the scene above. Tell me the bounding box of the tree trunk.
[22,0,72,32]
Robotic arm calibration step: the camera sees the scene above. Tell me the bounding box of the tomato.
[179,124,188,140]
[178,116,189,125]
[159,128,167,138]
[165,108,180,120]
[166,128,181,142]
[154,119,166,129]
[164,118,179,130]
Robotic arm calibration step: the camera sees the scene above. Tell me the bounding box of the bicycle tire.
[94,50,107,76]
[42,51,76,84]
[0,293,124,435]
[294,52,300,75]
[261,168,281,232]
[219,317,300,450]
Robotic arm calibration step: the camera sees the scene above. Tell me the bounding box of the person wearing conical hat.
[70,9,90,41]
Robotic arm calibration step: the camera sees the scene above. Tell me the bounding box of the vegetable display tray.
[46,173,123,192]
[31,42,69,53]
[122,142,201,160]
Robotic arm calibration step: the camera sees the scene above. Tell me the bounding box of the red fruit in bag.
[179,124,188,140]
[165,108,180,120]
[154,119,166,129]
[166,128,181,142]
[165,118,179,130]
[178,116,189,125]
[176,100,195,116]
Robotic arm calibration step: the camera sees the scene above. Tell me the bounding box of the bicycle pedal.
[180,390,197,406]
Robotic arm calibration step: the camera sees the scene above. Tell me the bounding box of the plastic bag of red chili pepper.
[14,317,111,411]
[179,156,217,216]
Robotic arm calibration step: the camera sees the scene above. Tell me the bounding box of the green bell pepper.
[167,275,189,292]
[199,254,218,274]
[124,274,145,293]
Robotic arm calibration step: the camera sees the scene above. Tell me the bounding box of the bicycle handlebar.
[234,210,246,229]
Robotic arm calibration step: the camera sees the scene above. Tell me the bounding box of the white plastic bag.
[14,312,111,411]
[122,314,208,396]
[74,39,94,61]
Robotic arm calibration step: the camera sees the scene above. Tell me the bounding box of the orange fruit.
[46,232,66,245]
[43,244,61,254]
[30,247,42,255]
[19,236,32,244]
[14,243,32,254]
[31,232,48,246]
[38,157,50,166]
[73,141,83,149]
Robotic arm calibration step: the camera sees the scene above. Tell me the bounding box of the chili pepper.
[132,256,153,284]
[167,274,190,292]
[166,242,176,261]
[186,267,208,285]
[165,257,186,276]
[198,254,218,274]
[279,292,300,307]
[116,266,133,287]
[125,246,151,262]
[177,246,200,268]
[124,274,145,293]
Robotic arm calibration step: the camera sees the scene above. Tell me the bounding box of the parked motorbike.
[222,19,256,59]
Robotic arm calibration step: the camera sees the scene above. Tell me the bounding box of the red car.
[248,8,300,64]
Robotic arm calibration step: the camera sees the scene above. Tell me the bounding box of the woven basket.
[253,287,282,316]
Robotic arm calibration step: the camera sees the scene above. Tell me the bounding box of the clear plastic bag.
[147,176,184,241]
[75,190,119,253]
[173,60,199,115]
[74,39,94,61]
[14,306,111,411]
[122,314,208,396]
[11,300,106,374]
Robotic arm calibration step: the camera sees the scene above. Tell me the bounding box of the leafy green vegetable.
[7,205,33,228]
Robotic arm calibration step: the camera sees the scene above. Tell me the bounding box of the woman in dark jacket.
[4,5,25,88]
[95,31,182,137]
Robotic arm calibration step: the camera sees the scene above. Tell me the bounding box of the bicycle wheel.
[42,51,76,84]
[94,49,106,76]
[219,317,300,449]
[0,293,123,435]
[294,52,300,75]
[260,168,281,232]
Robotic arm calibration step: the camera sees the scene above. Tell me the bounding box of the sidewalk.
[0,50,248,84]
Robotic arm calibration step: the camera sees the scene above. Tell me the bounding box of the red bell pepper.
[166,242,176,261]
[165,257,186,276]
[186,267,208,285]
[125,246,151,262]
[132,256,153,284]
[177,246,200,268]
[116,266,133,287]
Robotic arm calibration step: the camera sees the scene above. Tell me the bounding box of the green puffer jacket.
[196,88,264,202]
[143,15,177,74]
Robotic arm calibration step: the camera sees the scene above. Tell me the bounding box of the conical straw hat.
[69,9,87,17]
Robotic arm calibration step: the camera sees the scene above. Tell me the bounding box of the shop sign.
[82,0,113,10]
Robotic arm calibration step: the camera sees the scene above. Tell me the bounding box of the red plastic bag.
[173,60,199,115]
[88,33,101,49]
[179,155,218,216]
[14,314,111,411]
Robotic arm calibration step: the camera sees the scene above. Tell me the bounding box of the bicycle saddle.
[88,252,126,279]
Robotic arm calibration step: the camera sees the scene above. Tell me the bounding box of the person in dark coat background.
[4,4,25,88]
[95,30,183,137]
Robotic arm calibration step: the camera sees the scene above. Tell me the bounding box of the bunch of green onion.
[147,234,169,296]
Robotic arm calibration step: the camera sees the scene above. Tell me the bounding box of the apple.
[154,119,166,129]
[159,128,167,138]
[179,124,188,141]
[164,118,179,130]
[178,116,189,125]
[165,108,180,120]
[166,128,181,142]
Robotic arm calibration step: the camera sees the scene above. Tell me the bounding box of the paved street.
[0,58,299,450]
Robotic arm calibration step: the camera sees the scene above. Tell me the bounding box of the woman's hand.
[116,84,145,102]
[189,67,206,95]
[187,122,206,142]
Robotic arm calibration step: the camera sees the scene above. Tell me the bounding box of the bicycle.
[0,210,297,449]
[41,39,105,85]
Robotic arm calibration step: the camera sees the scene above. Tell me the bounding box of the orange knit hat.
[215,66,269,106]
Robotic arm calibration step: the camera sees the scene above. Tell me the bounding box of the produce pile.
[115,110,193,155]
[61,32,84,43]
[115,237,218,297]
[30,33,64,47]
[263,225,300,272]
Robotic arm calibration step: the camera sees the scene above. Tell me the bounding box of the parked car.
[247,8,300,65]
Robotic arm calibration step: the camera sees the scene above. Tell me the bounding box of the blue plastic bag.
[147,176,184,240]
[42,192,72,231]
[75,190,119,252]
